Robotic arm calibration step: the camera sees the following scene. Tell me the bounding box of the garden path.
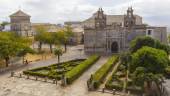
[63,56,109,96]
[99,61,120,89]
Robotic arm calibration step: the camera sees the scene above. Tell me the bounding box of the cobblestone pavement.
[0,45,118,96]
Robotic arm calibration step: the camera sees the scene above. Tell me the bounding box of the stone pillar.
[44,77,47,82]
[102,88,105,93]
[11,72,14,77]
[35,76,38,81]
[26,75,29,79]
[53,79,56,84]
[19,73,22,78]
[55,80,57,85]
[113,89,116,95]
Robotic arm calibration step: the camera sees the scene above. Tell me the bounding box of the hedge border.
[90,55,118,89]
[65,55,100,84]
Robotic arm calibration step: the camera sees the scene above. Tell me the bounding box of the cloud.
[0,0,169,30]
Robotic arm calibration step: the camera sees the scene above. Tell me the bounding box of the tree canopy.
[54,47,63,63]
[34,25,73,53]
[131,46,169,74]
[0,32,32,67]
[34,25,48,52]
[130,46,169,95]
[130,36,170,54]
[57,26,73,52]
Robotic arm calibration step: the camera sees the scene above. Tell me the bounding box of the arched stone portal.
[111,42,118,53]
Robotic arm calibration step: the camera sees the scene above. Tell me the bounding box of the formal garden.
[23,55,100,85]
[23,59,85,80]
[105,61,142,94]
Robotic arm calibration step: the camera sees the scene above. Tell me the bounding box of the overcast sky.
[0,0,170,29]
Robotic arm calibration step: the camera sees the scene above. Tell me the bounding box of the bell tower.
[124,7,136,28]
[95,8,107,29]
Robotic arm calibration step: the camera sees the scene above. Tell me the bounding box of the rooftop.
[10,10,30,17]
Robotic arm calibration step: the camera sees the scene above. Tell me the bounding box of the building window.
[148,30,152,35]
[147,29,153,36]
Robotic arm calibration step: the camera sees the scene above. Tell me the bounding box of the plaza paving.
[0,45,118,96]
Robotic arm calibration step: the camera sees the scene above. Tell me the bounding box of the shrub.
[127,86,143,94]
[50,59,85,67]
[165,66,170,78]
[92,55,118,89]
[29,66,49,71]
[105,82,142,94]
[65,55,100,84]
[105,83,123,90]
[23,71,47,78]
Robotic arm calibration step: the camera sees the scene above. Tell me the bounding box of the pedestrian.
[25,60,28,65]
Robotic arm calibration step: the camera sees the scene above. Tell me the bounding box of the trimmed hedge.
[29,66,49,71]
[105,64,143,95]
[23,59,85,80]
[23,70,47,77]
[105,82,123,91]
[92,55,118,89]
[23,69,61,79]
[65,55,100,84]
[105,82,142,94]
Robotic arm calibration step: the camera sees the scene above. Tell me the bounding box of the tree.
[131,46,169,95]
[0,21,9,31]
[0,32,32,67]
[132,67,163,96]
[34,25,47,52]
[43,32,58,53]
[155,40,170,54]
[131,46,169,73]
[130,36,155,53]
[168,34,170,43]
[130,36,170,54]
[54,47,63,63]
[57,26,73,52]
[0,33,15,67]
[17,46,35,64]
[0,41,18,67]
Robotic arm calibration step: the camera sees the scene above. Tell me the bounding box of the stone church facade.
[84,7,167,54]
[10,10,33,37]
